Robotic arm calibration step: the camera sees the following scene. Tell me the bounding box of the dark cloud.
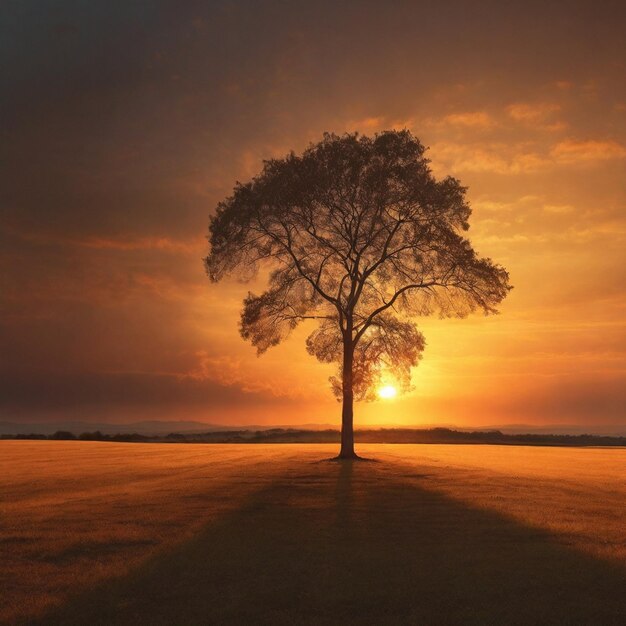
[0,367,299,423]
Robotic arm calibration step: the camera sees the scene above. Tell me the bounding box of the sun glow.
[378,385,397,399]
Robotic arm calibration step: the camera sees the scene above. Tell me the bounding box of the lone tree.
[206,131,511,459]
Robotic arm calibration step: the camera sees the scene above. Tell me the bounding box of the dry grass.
[380,444,626,563]
[1,442,624,624]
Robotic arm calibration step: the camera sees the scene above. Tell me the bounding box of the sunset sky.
[2,1,625,428]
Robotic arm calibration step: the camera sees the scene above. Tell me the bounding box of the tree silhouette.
[206,131,511,459]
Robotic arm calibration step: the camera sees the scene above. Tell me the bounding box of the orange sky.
[2,1,625,429]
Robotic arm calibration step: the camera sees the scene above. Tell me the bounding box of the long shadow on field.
[43,459,625,625]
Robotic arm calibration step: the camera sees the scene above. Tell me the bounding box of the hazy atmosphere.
[2,0,625,428]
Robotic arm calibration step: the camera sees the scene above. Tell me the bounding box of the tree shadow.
[42,460,626,625]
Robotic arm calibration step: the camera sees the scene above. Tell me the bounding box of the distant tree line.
[1,428,624,447]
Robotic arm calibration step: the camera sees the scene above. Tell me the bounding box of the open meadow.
[1,441,625,624]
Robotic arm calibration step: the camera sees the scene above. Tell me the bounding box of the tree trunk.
[338,336,357,459]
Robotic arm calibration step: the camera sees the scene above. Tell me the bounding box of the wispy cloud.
[506,102,561,122]
[343,115,415,133]
[179,350,320,399]
[4,225,204,255]
[550,139,626,163]
[431,137,626,174]
[438,111,494,128]
[429,142,543,174]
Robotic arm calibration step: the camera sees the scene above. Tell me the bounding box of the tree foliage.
[206,131,511,401]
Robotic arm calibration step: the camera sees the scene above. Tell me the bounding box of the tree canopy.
[206,130,511,403]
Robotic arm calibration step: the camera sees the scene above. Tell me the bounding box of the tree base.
[335,453,360,460]
[328,453,377,462]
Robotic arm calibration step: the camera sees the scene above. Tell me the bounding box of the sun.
[378,385,397,399]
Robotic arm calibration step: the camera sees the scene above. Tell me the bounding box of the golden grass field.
[1,442,625,624]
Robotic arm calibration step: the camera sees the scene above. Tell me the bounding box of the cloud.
[550,139,626,163]
[354,111,528,141]
[439,111,494,128]
[422,372,626,425]
[2,221,204,255]
[355,116,386,130]
[543,203,574,214]
[179,351,308,398]
[424,111,495,130]
[429,142,544,174]
[0,369,296,421]
[506,102,561,122]
[430,136,626,175]
[85,237,199,252]
[343,115,415,134]
[472,196,542,214]
[505,102,566,131]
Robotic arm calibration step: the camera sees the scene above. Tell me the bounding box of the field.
[1,442,625,624]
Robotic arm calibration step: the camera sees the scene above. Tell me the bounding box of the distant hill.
[2,427,625,447]
[476,424,626,437]
[0,420,221,435]
[2,420,626,437]
[0,420,336,436]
